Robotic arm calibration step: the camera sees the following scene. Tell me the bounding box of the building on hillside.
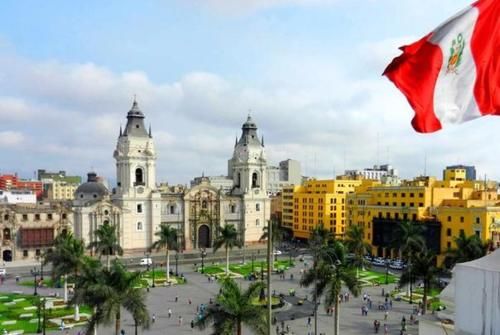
[345,164,398,181]
[0,190,37,204]
[443,164,476,181]
[290,178,363,240]
[0,174,43,199]
[346,173,500,265]
[73,101,271,253]
[0,202,72,262]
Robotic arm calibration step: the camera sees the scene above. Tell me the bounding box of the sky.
[1,0,498,185]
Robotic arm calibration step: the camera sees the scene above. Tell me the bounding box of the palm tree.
[73,259,149,335]
[394,221,426,260]
[213,224,242,275]
[43,233,85,319]
[344,224,371,274]
[87,223,123,270]
[444,230,487,268]
[310,224,333,248]
[196,277,267,335]
[151,224,178,282]
[301,241,360,335]
[399,249,439,314]
[259,219,285,269]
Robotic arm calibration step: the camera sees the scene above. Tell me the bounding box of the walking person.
[178,315,183,326]
[152,313,156,323]
[168,308,172,318]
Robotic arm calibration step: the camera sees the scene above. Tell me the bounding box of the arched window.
[135,168,144,185]
[136,222,143,231]
[202,200,208,209]
[252,172,259,188]
[230,204,236,213]
[3,228,10,240]
[236,173,241,187]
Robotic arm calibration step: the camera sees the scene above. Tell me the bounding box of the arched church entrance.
[2,250,12,262]
[198,225,211,249]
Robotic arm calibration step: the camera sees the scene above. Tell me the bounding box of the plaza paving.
[0,256,421,335]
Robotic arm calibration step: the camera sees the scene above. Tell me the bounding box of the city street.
[1,255,419,335]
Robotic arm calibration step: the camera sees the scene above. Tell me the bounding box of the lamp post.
[260,261,264,281]
[36,255,44,281]
[31,268,40,296]
[175,252,179,276]
[385,260,390,285]
[151,260,156,288]
[409,257,413,304]
[201,248,207,274]
[251,253,255,273]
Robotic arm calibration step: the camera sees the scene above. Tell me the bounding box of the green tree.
[73,259,149,335]
[196,277,267,335]
[344,224,371,273]
[300,241,360,335]
[444,230,487,268]
[87,223,123,270]
[394,221,426,260]
[310,224,333,248]
[260,219,285,269]
[213,224,242,275]
[43,233,85,319]
[399,249,439,314]
[151,224,178,282]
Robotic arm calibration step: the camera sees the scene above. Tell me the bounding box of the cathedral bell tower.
[228,115,267,195]
[113,99,157,197]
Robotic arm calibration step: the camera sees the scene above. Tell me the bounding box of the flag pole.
[267,219,272,335]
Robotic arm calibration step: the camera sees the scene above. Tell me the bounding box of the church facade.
[73,101,271,252]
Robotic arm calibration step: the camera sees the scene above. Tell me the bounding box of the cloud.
[0,131,25,148]
[187,0,338,15]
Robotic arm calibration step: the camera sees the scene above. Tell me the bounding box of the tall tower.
[228,115,268,195]
[114,99,156,194]
[228,115,270,243]
[113,99,161,251]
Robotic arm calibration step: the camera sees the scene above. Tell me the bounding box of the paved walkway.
[0,255,423,335]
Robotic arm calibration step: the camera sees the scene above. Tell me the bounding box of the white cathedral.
[72,100,297,252]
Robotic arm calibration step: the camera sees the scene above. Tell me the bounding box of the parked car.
[0,268,6,276]
[273,250,282,256]
[140,258,152,266]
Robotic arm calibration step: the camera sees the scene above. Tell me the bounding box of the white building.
[0,190,36,204]
[73,102,271,252]
[345,164,399,181]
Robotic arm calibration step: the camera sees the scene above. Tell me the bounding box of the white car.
[139,258,152,266]
[0,268,5,276]
[273,250,282,255]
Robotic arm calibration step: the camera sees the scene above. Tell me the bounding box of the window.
[447,242,451,249]
[256,204,260,212]
[475,217,480,224]
[475,231,480,237]
[410,203,414,207]
[22,214,28,221]
[447,216,452,222]
[136,222,143,231]
[252,172,259,188]
[447,228,452,236]
[412,214,417,221]
[34,214,40,221]
[170,205,176,214]
[403,213,408,220]
[135,168,144,185]
[35,249,41,256]
[256,219,260,226]
[410,193,414,198]
[104,210,109,215]
[137,204,143,213]
[23,250,28,257]
[3,228,11,240]
[62,213,67,219]
[3,214,8,221]
[202,200,207,209]
[460,216,464,223]
[459,229,465,235]
[402,193,406,198]
[395,213,399,220]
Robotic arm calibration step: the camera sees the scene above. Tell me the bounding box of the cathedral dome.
[75,172,108,201]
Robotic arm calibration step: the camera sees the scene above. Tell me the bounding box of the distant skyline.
[1,0,498,185]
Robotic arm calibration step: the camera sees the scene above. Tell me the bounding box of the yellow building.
[346,174,500,265]
[290,178,362,239]
[47,181,79,200]
[281,185,298,231]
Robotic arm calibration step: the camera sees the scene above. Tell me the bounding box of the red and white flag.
[383,0,499,133]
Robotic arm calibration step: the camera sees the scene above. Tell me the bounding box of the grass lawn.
[20,278,59,288]
[358,270,398,286]
[0,292,89,334]
[251,296,281,306]
[202,260,294,277]
[138,270,186,286]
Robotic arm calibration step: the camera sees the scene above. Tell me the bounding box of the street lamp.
[36,255,44,281]
[31,268,40,296]
[251,253,255,273]
[201,248,207,274]
[175,252,179,276]
[151,260,156,288]
[408,258,413,304]
[260,261,264,281]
